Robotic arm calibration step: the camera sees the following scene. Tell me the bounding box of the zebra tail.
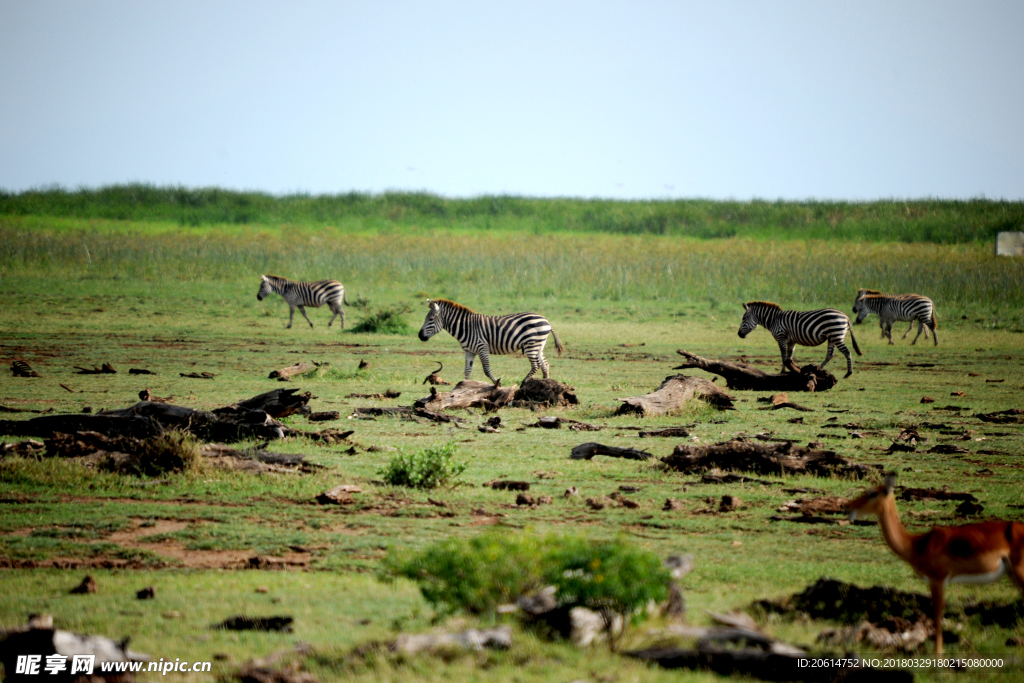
[551,328,565,357]
[848,321,863,356]
[931,310,938,329]
[343,289,350,306]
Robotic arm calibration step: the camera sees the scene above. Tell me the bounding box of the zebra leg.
[911,319,926,345]
[777,340,791,373]
[478,349,500,385]
[327,304,344,329]
[287,306,296,329]
[464,351,475,379]
[523,351,542,382]
[819,341,836,370]
[930,319,938,346]
[298,306,314,328]
[885,322,895,345]
[901,321,915,340]
[834,341,853,378]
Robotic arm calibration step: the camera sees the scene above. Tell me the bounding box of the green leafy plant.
[378,441,466,490]
[351,303,413,334]
[386,529,671,619]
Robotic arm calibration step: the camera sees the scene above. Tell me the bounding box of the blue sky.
[1,1,1022,199]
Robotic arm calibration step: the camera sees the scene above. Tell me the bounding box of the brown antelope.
[845,473,1024,654]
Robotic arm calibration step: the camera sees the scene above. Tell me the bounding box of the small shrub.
[386,529,671,619]
[102,430,199,477]
[351,303,413,334]
[379,441,465,489]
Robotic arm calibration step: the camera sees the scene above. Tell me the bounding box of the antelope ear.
[883,472,897,494]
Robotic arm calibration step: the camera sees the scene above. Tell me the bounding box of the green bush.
[386,529,671,618]
[378,441,466,489]
[351,303,413,334]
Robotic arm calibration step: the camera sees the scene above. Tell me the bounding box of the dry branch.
[616,375,734,417]
[570,442,654,461]
[674,350,838,392]
[662,439,871,478]
[268,362,315,381]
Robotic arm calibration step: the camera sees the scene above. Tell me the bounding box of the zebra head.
[853,288,879,319]
[418,301,442,342]
[852,297,868,324]
[737,302,759,338]
[257,275,273,301]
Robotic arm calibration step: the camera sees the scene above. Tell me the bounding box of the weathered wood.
[393,626,512,654]
[352,405,465,424]
[615,375,734,417]
[638,426,691,438]
[268,362,315,381]
[0,413,164,439]
[570,442,653,461]
[662,439,871,478]
[674,350,838,392]
[74,363,117,374]
[217,388,311,418]
[414,380,518,412]
[422,361,452,385]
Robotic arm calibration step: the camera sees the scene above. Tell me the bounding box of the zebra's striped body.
[257,274,349,329]
[737,301,862,378]
[853,290,937,346]
[417,299,564,385]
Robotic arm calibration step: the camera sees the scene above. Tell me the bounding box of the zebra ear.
[261,274,268,281]
[741,302,748,310]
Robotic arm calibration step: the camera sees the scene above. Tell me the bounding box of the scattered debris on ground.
[216,616,294,633]
[638,425,691,437]
[487,479,531,491]
[422,361,452,386]
[346,390,401,399]
[674,350,838,392]
[393,625,512,654]
[306,411,340,422]
[128,368,155,375]
[137,586,155,600]
[570,442,653,461]
[315,485,363,505]
[755,578,933,624]
[526,415,601,431]
[235,644,317,683]
[180,371,216,379]
[70,575,97,594]
[662,440,872,478]
[74,363,117,374]
[616,374,734,417]
[975,409,1023,424]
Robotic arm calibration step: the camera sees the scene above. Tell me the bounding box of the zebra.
[737,301,862,378]
[853,290,937,346]
[417,299,564,385]
[256,274,349,329]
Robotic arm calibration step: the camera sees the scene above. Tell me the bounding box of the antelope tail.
[848,321,862,356]
[551,328,565,357]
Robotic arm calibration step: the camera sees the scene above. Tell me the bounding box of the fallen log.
[414,380,518,412]
[674,350,838,392]
[638,426,691,438]
[975,408,1023,424]
[0,413,163,439]
[216,388,311,418]
[352,406,465,424]
[393,626,512,654]
[662,440,871,478]
[615,375,734,417]
[570,442,653,461]
[268,362,315,381]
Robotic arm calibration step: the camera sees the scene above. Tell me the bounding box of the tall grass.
[2,184,1022,243]
[2,220,1021,316]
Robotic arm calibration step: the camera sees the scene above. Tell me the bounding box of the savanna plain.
[1,191,1024,682]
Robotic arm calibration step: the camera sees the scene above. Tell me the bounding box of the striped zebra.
[256,274,349,329]
[417,299,564,385]
[853,289,937,346]
[737,301,862,378]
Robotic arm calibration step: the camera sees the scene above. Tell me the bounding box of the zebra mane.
[745,301,782,311]
[432,299,477,314]
[263,274,291,283]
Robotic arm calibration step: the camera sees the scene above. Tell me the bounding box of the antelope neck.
[874,495,915,564]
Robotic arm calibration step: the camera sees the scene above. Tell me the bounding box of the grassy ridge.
[2,219,1022,323]
[2,184,1023,242]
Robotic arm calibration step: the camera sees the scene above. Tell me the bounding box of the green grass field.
[1,205,1023,682]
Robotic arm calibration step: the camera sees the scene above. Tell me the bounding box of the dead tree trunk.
[268,362,315,381]
[662,440,871,478]
[570,442,653,461]
[414,380,519,412]
[673,350,837,392]
[615,375,734,417]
